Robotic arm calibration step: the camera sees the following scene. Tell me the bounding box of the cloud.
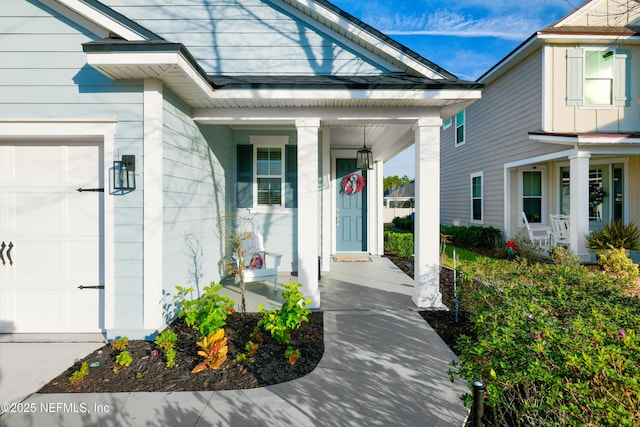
[376,9,545,41]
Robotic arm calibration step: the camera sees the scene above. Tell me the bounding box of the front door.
[0,141,104,333]
[336,158,366,252]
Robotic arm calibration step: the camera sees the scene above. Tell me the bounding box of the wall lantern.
[356,126,373,171]
[114,155,136,191]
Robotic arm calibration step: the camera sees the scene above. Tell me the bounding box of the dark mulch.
[39,312,323,393]
[40,254,471,394]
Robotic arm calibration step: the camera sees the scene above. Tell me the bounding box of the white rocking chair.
[550,214,570,248]
[239,232,283,291]
[522,212,551,251]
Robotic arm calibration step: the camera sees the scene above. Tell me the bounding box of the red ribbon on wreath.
[342,173,365,195]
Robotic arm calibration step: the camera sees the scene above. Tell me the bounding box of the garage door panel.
[0,142,103,333]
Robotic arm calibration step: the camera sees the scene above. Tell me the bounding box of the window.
[584,50,613,105]
[471,173,483,223]
[566,47,629,107]
[255,147,283,206]
[455,110,465,146]
[442,118,452,130]
[522,170,543,223]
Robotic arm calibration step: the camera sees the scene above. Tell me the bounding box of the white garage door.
[0,141,103,333]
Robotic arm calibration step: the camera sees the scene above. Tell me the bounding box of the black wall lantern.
[114,154,136,191]
[356,126,373,171]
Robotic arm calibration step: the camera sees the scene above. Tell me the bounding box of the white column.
[296,119,321,309]
[374,160,384,256]
[569,151,591,261]
[321,127,332,273]
[412,118,444,308]
[143,79,164,329]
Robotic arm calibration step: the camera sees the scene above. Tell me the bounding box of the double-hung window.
[471,172,483,223]
[566,47,629,107]
[455,110,465,146]
[255,147,283,206]
[522,170,543,223]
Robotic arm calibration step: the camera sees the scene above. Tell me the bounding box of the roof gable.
[552,0,640,29]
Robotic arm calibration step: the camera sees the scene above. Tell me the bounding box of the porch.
[505,137,640,261]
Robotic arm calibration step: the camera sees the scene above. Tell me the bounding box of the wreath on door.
[342,173,365,195]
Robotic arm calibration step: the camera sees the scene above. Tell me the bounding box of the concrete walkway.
[0,257,468,427]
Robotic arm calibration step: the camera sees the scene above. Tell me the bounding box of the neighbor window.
[442,118,452,130]
[471,173,483,222]
[455,110,465,146]
[522,170,543,223]
[255,147,283,206]
[566,47,629,107]
[585,50,614,105]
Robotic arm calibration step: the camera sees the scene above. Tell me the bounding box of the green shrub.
[585,220,640,251]
[258,282,311,344]
[440,225,503,250]
[387,232,414,258]
[392,215,414,231]
[452,258,640,426]
[598,248,639,289]
[173,282,235,337]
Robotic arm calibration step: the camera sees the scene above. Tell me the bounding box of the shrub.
[192,329,228,373]
[440,225,503,249]
[386,232,413,258]
[258,282,311,344]
[585,220,640,251]
[154,328,179,368]
[451,258,640,426]
[392,215,414,231]
[69,361,89,384]
[598,247,639,289]
[173,282,235,337]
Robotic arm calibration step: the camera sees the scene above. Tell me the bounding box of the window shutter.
[236,144,253,208]
[285,145,297,208]
[566,48,584,106]
[614,50,630,107]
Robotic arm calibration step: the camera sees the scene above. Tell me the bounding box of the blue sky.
[328,0,582,178]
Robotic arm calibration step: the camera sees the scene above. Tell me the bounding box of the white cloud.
[377,10,546,41]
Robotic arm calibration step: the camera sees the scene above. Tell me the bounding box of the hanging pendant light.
[356,125,373,171]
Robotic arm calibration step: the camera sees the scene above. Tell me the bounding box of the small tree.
[219,214,257,315]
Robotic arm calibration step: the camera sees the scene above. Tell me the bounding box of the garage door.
[0,141,103,333]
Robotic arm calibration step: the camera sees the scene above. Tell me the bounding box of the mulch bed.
[40,254,471,394]
[39,312,323,393]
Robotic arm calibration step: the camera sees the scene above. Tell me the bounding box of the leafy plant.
[69,361,89,384]
[386,232,413,258]
[585,220,640,251]
[451,258,640,426]
[285,346,301,365]
[598,247,639,287]
[192,329,228,373]
[115,350,133,367]
[173,282,235,337]
[245,340,259,355]
[258,282,311,344]
[111,336,128,351]
[154,328,178,368]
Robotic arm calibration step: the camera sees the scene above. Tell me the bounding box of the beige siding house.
[441,0,640,261]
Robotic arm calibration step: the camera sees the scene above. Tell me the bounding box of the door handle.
[7,242,13,266]
[0,242,5,266]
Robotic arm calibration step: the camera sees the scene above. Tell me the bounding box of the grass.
[440,244,491,269]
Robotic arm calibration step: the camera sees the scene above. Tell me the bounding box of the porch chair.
[239,232,283,291]
[550,214,570,248]
[521,212,552,251]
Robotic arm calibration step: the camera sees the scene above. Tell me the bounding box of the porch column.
[569,151,590,261]
[296,119,321,309]
[412,118,444,308]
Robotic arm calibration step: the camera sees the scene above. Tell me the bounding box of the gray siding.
[162,89,233,311]
[101,0,388,75]
[1,1,146,330]
[441,51,562,230]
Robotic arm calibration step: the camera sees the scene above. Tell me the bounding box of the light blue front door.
[336,159,366,251]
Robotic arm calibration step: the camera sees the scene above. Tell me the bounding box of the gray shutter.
[566,48,584,106]
[614,50,630,107]
[236,144,253,208]
[285,145,297,208]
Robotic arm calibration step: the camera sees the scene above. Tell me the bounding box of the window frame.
[519,167,546,225]
[455,109,465,147]
[470,172,483,224]
[583,47,615,107]
[442,118,452,130]
[248,135,290,212]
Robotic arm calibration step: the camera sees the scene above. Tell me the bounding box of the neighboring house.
[0,0,481,338]
[441,0,640,261]
[383,181,414,223]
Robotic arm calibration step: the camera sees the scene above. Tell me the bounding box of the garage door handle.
[78,285,105,290]
[6,242,12,266]
[0,242,5,266]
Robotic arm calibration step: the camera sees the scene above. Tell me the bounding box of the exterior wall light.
[114,154,136,191]
[356,126,373,171]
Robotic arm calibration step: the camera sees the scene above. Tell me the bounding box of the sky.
[328,0,583,178]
